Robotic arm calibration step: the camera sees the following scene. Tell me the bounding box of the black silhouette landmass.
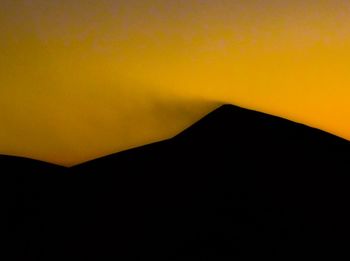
[3,104,350,260]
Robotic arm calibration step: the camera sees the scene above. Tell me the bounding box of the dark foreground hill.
[3,104,350,260]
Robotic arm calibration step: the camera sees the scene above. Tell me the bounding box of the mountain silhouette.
[3,104,350,260]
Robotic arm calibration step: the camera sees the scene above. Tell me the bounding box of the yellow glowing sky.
[1,0,350,166]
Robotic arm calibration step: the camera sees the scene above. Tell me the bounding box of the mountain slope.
[4,104,350,260]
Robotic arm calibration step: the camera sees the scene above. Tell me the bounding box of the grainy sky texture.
[1,0,350,166]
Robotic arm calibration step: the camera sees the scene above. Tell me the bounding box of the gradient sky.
[1,0,350,166]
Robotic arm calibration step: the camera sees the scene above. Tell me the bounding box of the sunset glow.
[1,0,350,166]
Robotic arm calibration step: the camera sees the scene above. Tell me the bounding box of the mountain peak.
[173,103,349,148]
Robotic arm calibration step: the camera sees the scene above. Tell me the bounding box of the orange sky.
[1,0,350,166]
